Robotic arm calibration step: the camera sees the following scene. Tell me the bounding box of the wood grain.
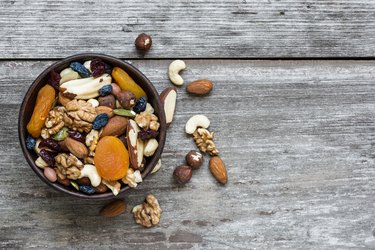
[1,60,375,249]
[1,0,375,58]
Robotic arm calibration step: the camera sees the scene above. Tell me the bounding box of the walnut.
[41,108,65,139]
[63,99,97,133]
[132,194,162,228]
[85,129,99,156]
[102,180,121,196]
[121,168,142,188]
[55,153,84,180]
[134,112,159,131]
[193,128,219,156]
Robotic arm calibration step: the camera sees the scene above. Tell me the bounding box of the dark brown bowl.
[18,53,166,200]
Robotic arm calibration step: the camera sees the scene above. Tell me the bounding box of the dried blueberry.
[99,85,113,96]
[26,136,36,150]
[79,185,95,194]
[67,131,86,144]
[133,96,147,113]
[92,113,109,130]
[39,138,61,152]
[90,58,106,77]
[138,130,159,140]
[70,62,91,78]
[39,149,57,167]
[48,70,61,90]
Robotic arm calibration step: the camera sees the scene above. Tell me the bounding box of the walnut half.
[132,194,162,228]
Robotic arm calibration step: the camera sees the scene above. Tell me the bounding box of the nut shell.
[185,150,203,169]
[173,165,192,185]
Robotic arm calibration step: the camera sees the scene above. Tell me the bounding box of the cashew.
[35,157,48,169]
[79,164,101,187]
[151,159,162,174]
[185,115,210,134]
[87,98,99,108]
[144,139,159,157]
[168,60,186,86]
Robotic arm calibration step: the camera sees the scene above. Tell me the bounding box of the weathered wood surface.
[0,60,375,249]
[1,0,375,59]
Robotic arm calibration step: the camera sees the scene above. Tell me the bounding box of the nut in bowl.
[19,53,166,199]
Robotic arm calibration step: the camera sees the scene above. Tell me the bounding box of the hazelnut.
[185,150,203,169]
[116,90,136,109]
[98,94,116,109]
[135,33,152,51]
[173,165,192,185]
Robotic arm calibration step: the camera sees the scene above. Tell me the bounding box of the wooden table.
[1,1,375,249]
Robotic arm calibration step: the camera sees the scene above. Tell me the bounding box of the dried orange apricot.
[26,84,56,138]
[112,67,147,99]
[94,136,129,181]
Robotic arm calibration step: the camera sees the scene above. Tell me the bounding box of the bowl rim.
[18,53,166,200]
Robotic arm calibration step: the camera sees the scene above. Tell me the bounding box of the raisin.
[26,136,36,150]
[39,149,57,167]
[133,96,147,113]
[39,138,61,152]
[79,185,95,194]
[67,131,86,144]
[90,58,106,77]
[99,85,113,96]
[138,130,159,140]
[92,113,109,130]
[48,70,61,90]
[105,63,113,75]
[70,62,91,78]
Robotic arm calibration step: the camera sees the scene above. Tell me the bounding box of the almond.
[58,92,72,107]
[96,106,114,117]
[101,116,128,137]
[99,199,126,218]
[186,80,213,95]
[63,137,89,159]
[160,87,177,126]
[209,156,227,185]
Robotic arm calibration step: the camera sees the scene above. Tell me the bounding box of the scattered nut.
[185,114,210,134]
[173,165,192,185]
[99,199,127,218]
[135,33,152,51]
[185,150,203,169]
[168,60,186,86]
[209,156,227,185]
[151,159,161,174]
[193,128,219,156]
[132,194,162,228]
[186,80,213,95]
[160,87,177,126]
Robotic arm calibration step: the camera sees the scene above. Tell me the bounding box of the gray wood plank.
[1,0,375,59]
[1,60,375,249]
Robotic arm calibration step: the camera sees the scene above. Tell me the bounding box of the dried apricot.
[26,84,56,138]
[94,136,129,181]
[111,67,146,99]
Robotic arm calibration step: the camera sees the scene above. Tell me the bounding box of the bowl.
[18,53,166,200]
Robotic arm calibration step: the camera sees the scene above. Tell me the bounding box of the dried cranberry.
[138,130,159,140]
[39,138,61,152]
[48,70,61,90]
[67,131,86,143]
[39,149,57,167]
[90,58,106,77]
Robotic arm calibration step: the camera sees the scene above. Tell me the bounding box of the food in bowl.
[23,57,163,196]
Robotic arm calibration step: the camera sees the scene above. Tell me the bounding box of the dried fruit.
[98,95,116,109]
[94,136,129,181]
[26,136,36,150]
[39,138,61,152]
[67,130,86,144]
[99,85,112,96]
[133,96,147,113]
[185,150,203,169]
[92,113,109,130]
[209,156,227,185]
[79,185,95,194]
[160,87,177,126]
[173,165,192,185]
[99,199,127,218]
[39,149,57,167]
[101,116,128,137]
[90,58,106,78]
[48,70,61,90]
[44,167,57,182]
[113,109,136,118]
[186,80,213,95]
[116,90,136,109]
[26,84,56,138]
[135,33,152,51]
[70,62,91,78]
[138,130,159,140]
[111,67,147,99]
[52,127,69,141]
